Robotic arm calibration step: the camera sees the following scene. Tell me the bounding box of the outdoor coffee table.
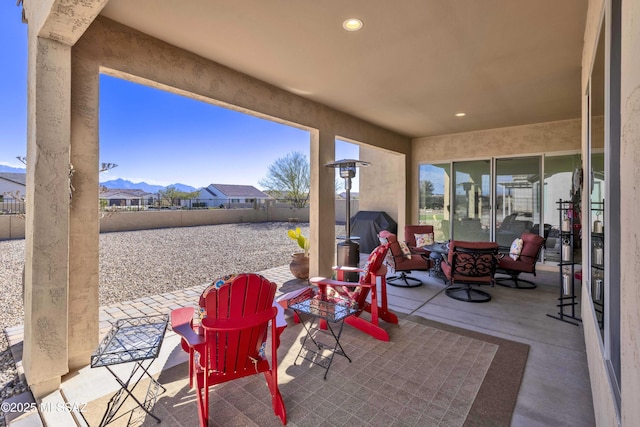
[90,314,169,426]
[288,291,358,379]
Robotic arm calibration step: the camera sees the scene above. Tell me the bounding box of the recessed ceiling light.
[343,18,363,31]
[455,112,467,117]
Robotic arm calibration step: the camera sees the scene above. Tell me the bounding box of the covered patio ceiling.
[100,0,588,139]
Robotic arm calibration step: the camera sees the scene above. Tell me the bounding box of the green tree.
[158,186,199,206]
[420,179,434,197]
[259,151,310,208]
[420,179,437,209]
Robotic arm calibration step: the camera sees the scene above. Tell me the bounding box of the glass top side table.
[91,314,169,426]
[288,292,358,379]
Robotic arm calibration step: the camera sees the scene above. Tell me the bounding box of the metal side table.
[90,314,169,426]
[288,292,358,379]
[423,241,449,282]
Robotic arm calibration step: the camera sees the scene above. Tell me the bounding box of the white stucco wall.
[619,0,640,424]
[359,145,408,231]
[579,0,637,425]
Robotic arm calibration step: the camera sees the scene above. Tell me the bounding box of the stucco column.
[67,53,100,371]
[359,146,407,233]
[309,129,336,277]
[620,0,640,423]
[23,35,72,398]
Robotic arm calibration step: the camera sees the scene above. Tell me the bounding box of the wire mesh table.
[90,314,169,426]
[288,292,358,379]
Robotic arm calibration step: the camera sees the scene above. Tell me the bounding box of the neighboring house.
[0,173,26,214]
[195,184,270,208]
[0,172,26,199]
[262,189,301,201]
[100,188,157,208]
[337,191,359,200]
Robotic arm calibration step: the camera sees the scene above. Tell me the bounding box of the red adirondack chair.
[171,273,286,426]
[310,243,398,341]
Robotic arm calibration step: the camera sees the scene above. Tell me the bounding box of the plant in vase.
[287,227,310,279]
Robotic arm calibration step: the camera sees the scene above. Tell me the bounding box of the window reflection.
[452,160,491,242]
[543,154,582,263]
[495,157,541,248]
[418,163,451,241]
[419,154,582,261]
[589,18,606,336]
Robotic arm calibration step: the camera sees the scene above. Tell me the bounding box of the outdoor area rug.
[81,315,529,427]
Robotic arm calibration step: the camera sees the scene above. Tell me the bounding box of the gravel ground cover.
[0,222,340,426]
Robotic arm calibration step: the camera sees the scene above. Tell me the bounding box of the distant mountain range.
[0,165,26,173]
[0,166,197,194]
[100,179,197,194]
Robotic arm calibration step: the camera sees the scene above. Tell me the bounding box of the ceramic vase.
[289,253,309,280]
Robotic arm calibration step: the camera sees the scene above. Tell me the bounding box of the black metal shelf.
[547,200,581,326]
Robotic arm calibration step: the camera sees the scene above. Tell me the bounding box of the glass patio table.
[90,314,169,426]
[287,291,358,379]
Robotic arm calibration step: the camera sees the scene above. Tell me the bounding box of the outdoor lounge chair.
[404,224,435,254]
[310,243,399,341]
[441,241,499,303]
[379,230,431,287]
[170,273,286,426]
[496,232,546,289]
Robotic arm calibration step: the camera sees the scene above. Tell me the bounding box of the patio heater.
[326,159,371,282]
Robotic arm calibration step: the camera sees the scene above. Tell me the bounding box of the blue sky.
[0,3,359,190]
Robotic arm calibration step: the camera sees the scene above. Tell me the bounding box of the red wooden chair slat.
[224,280,245,373]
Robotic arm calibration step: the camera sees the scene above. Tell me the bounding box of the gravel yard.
[0,222,340,425]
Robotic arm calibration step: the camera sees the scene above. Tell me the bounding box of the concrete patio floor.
[5,262,595,426]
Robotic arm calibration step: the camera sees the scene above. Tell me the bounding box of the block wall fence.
[0,199,358,240]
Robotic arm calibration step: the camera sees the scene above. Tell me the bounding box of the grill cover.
[349,211,397,253]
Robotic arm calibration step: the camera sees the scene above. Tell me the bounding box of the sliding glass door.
[419,155,580,254]
[495,157,541,248]
[451,160,491,241]
[543,154,582,263]
[418,163,451,241]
